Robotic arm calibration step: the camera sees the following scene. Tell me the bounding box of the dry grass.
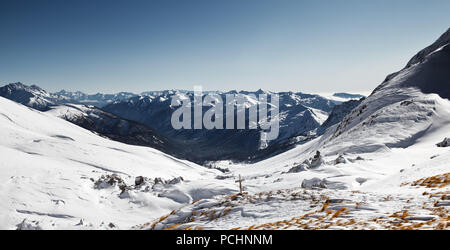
[137,184,449,231]
[411,173,450,188]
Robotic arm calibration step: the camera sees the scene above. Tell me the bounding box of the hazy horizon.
[1,0,450,94]
[4,81,373,97]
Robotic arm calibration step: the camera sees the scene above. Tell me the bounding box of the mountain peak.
[4,82,45,92]
[6,82,26,89]
[373,27,450,99]
[406,27,450,68]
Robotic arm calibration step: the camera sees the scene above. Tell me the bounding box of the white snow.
[0,97,236,229]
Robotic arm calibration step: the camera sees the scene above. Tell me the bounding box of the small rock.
[301,178,327,189]
[167,176,184,185]
[287,164,307,173]
[118,183,129,196]
[436,137,450,147]
[309,151,324,168]
[355,177,367,185]
[16,219,42,230]
[94,174,124,189]
[75,219,84,226]
[273,178,283,183]
[154,177,163,185]
[334,155,347,165]
[135,176,145,186]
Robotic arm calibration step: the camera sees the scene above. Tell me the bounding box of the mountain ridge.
[1,82,364,163]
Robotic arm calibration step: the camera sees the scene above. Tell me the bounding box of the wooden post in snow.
[235,174,244,194]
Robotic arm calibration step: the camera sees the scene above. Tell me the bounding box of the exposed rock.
[301,178,327,189]
[118,183,129,193]
[152,176,184,186]
[348,156,365,163]
[154,177,164,185]
[94,174,124,189]
[355,177,368,185]
[334,155,347,165]
[135,176,145,186]
[436,137,450,147]
[16,219,42,230]
[75,219,84,226]
[215,175,233,180]
[287,164,308,173]
[309,151,324,168]
[273,178,283,183]
[167,176,184,185]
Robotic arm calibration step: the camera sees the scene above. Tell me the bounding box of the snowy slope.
[0,97,236,229]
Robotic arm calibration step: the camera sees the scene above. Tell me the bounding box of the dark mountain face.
[401,44,450,99]
[317,27,450,156]
[374,27,450,100]
[317,98,364,135]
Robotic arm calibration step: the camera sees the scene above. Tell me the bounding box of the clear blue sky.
[1,0,449,94]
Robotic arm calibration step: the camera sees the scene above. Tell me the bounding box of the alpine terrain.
[0,27,449,230]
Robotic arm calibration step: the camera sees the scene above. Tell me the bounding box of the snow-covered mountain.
[55,90,138,107]
[0,83,70,111]
[0,83,348,163]
[102,91,335,163]
[0,84,139,110]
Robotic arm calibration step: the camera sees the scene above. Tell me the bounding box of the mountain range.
[0,82,363,163]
